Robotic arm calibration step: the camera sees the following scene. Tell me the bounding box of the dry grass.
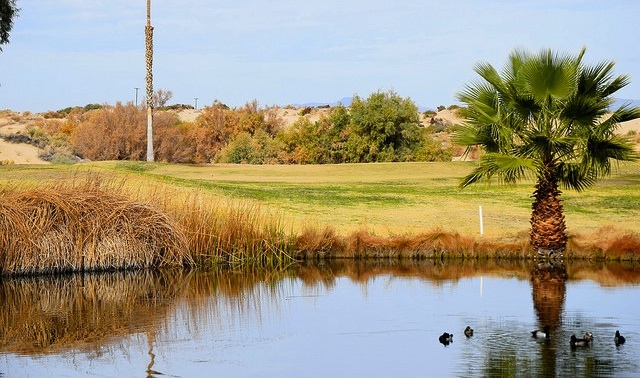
[0,181,193,275]
[565,226,640,261]
[171,194,295,266]
[293,226,531,259]
[292,225,640,261]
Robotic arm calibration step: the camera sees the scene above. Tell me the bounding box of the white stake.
[479,205,484,235]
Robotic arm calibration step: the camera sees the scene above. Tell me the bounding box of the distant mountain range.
[614,98,640,109]
[297,97,640,113]
[293,97,353,108]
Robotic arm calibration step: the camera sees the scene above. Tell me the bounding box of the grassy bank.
[1,161,640,275]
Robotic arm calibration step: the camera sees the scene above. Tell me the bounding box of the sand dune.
[0,113,49,165]
[0,139,47,164]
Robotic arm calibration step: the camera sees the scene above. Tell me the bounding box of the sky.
[1,0,639,113]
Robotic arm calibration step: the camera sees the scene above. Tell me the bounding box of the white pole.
[479,205,484,235]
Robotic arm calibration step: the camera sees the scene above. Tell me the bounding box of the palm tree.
[145,0,154,162]
[454,47,640,257]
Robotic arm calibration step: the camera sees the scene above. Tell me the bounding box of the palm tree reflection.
[530,260,568,377]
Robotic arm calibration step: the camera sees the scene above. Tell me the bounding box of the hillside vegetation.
[0,92,467,166]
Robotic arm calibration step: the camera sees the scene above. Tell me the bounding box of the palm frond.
[610,104,640,124]
[572,136,639,183]
[602,74,631,98]
[473,62,506,93]
[587,136,638,163]
[561,95,611,129]
[557,162,597,191]
[578,60,616,97]
[459,153,535,188]
[452,123,488,146]
[457,81,500,125]
[523,49,577,101]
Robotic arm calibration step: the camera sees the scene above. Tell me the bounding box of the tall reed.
[165,193,295,267]
[0,181,193,275]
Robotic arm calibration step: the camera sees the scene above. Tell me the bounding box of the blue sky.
[1,0,639,112]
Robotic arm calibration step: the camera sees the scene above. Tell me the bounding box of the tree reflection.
[1,259,638,377]
[530,260,568,377]
[531,260,568,331]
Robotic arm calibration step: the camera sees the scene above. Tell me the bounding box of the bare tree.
[154,89,173,108]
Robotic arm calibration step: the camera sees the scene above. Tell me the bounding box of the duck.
[531,325,550,339]
[464,326,474,338]
[615,330,626,346]
[439,332,453,346]
[570,334,591,348]
[583,331,593,343]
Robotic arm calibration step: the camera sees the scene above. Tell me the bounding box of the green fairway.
[2,161,640,238]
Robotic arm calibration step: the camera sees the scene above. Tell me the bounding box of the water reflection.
[0,270,187,355]
[1,260,639,377]
[530,261,567,378]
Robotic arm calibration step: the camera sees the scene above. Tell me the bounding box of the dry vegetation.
[0,181,192,275]
[1,99,640,275]
[1,173,639,276]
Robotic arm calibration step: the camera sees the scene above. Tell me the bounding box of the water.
[1,260,639,377]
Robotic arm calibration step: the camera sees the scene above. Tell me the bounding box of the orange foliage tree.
[192,100,284,163]
[72,102,179,161]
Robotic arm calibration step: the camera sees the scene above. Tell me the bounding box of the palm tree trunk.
[145,0,154,162]
[530,173,567,257]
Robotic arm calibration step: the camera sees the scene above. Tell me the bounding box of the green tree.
[277,105,350,164]
[346,90,421,162]
[0,0,19,51]
[414,131,453,162]
[454,47,640,257]
[217,129,281,164]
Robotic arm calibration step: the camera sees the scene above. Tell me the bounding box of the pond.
[1,260,639,377]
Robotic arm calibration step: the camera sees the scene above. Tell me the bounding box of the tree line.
[30,90,454,165]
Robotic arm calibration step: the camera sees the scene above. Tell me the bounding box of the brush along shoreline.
[1,183,639,276]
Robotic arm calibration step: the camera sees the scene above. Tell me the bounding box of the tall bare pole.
[145,0,154,161]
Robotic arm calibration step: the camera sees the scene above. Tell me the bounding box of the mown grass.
[1,161,640,275]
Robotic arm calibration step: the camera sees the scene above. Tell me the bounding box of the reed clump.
[0,183,193,276]
[292,227,532,260]
[169,194,295,267]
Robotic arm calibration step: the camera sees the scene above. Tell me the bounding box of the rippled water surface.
[1,260,639,377]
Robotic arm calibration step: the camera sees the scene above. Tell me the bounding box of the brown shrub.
[71,103,179,161]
